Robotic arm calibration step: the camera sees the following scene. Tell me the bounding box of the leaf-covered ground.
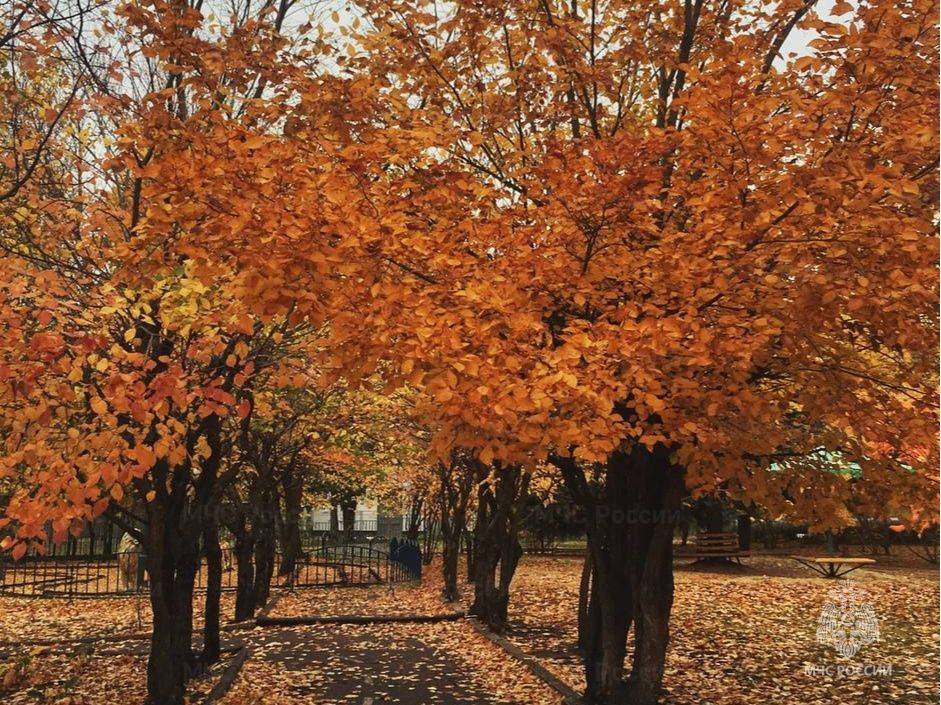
[0,647,237,704]
[505,554,939,705]
[268,579,455,619]
[0,591,236,643]
[0,552,937,704]
[220,621,562,705]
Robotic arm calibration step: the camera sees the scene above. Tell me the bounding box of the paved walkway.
[244,622,504,705]
[0,614,512,703]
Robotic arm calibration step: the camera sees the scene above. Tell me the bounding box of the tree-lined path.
[1,0,937,703]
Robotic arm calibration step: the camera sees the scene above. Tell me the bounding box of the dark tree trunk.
[231,523,256,622]
[279,464,304,578]
[469,463,529,632]
[252,485,277,610]
[825,529,837,555]
[329,505,339,535]
[464,528,475,583]
[441,530,462,601]
[421,513,438,565]
[173,540,199,675]
[406,495,423,541]
[556,444,684,705]
[438,455,474,602]
[341,500,357,543]
[623,450,682,705]
[577,553,592,652]
[144,497,199,705]
[736,513,752,551]
[201,519,222,665]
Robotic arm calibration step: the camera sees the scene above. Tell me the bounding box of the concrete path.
[245,622,505,705]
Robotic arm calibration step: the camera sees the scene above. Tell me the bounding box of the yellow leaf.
[90,397,108,416]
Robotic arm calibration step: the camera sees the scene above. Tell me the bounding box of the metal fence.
[0,548,239,598]
[0,542,419,598]
[290,543,417,587]
[299,517,408,544]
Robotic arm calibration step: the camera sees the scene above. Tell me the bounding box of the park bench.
[790,556,875,578]
[676,531,749,563]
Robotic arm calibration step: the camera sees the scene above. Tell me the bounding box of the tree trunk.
[469,463,529,632]
[577,554,592,652]
[556,444,684,705]
[702,499,724,533]
[232,523,255,622]
[144,499,199,705]
[624,449,683,705]
[464,528,475,583]
[422,513,438,565]
[279,464,303,578]
[825,529,836,555]
[201,519,222,665]
[406,495,423,541]
[736,513,752,551]
[438,454,474,602]
[252,485,277,610]
[441,530,462,601]
[341,500,357,543]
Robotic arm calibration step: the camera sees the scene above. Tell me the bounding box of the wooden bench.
[790,556,875,578]
[676,532,749,563]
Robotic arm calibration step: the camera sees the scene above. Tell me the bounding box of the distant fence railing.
[14,532,126,561]
[0,548,238,598]
[521,532,587,555]
[0,541,420,598]
[290,542,419,587]
[299,517,409,543]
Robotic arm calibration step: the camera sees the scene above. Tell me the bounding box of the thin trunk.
[441,531,462,600]
[341,500,357,543]
[465,528,476,583]
[252,485,277,609]
[438,455,474,601]
[406,494,423,541]
[201,519,222,664]
[577,554,592,652]
[279,464,303,577]
[422,512,439,565]
[737,513,752,551]
[231,522,255,622]
[469,463,528,632]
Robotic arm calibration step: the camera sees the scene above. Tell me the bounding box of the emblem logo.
[815,583,880,658]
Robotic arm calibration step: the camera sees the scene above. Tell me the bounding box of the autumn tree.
[329,1,940,702]
[0,2,936,705]
[1,0,89,203]
[0,0,354,702]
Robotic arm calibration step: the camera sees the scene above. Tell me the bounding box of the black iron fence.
[521,531,588,555]
[0,542,420,598]
[0,548,239,598]
[11,525,127,561]
[290,543,417,587]
[299,517,408,544]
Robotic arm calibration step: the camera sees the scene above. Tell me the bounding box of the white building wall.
[306,499,379,529]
